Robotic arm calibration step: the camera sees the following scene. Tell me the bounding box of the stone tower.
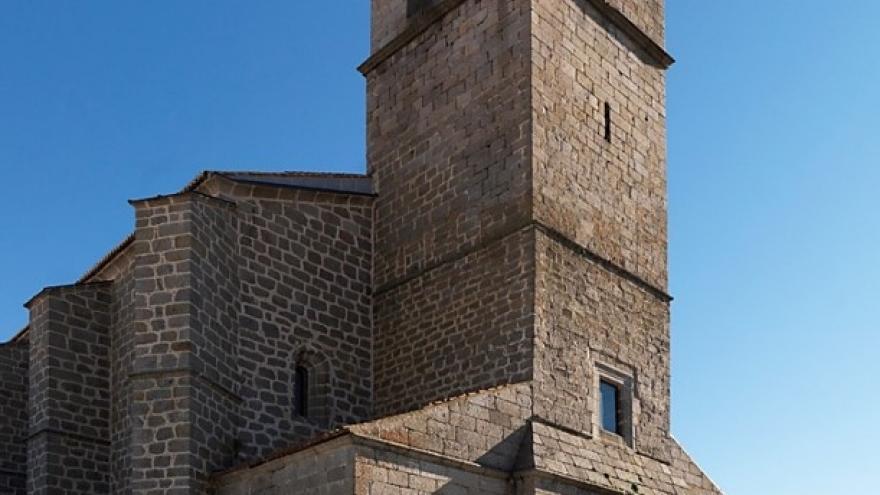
[367,0,676,460]
[0,1,722,493]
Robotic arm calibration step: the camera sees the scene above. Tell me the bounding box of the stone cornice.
[374,220,673,303]
[23,280,113,309]
[583,0,674,68]
[359,0,674,75]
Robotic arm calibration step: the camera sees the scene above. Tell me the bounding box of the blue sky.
[1,2,877,493]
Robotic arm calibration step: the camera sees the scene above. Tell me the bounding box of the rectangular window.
[600,380,620,434]
[294,366,309,417]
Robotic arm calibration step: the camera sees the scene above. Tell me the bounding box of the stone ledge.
[536,223,673,302]
[127,189,237,208]
[358,0,468,75]
[26,428,111,447]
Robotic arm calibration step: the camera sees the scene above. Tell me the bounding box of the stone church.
[0,0,723,493]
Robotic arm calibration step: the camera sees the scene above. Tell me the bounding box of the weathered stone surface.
[367,0,533,291]
[374,228,535,416]
[351,384,533,471]
[534,228,672,461]
[0,0,722,492]
[532,0,670,291]
[26,283,112,494]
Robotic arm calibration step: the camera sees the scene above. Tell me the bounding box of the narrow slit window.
[294,366,309,417]
[604,102,613,143]
[600,380,620,434]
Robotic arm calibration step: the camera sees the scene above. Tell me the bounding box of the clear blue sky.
[1,2,877,493]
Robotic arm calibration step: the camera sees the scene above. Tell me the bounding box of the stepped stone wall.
[0,0,725,492]
[374,228,535,417]
[125,182,375,491]
[534,228,672,461]
[205,179,374,460]
[26,283,112,494]
[368,0,532,289]
[127,193,227,493]
[108,252,136,493]
[213,436,355,495]
[604,0,665,45]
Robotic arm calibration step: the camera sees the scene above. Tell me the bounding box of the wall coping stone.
[22,280,113,309]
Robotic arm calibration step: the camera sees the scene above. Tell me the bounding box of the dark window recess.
[407,0,436,16]
[294,366,309,417]
[604,102,613,142]
[600,380,620,434]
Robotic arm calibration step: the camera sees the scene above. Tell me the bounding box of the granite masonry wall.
[528,0,672,460]
[531,0,669,291]
[368,0,535,416]
[187,194,243,485]
[0,340,28,494]
[26,283,112,494]
[533,229,671,461]
[604,0,665,45]
[203,178,374,460]
[128,193,241,493]
[370,0,409,50]
[81,245,139,493]
[213,383,720,494]
[374,228,535,416]
[212,436,355,495]
[43,178,375,493]
[370,0,451,52]
[350,383,533,471]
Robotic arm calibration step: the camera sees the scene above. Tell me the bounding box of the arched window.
[293,349,333,427]
[294,366,309,417]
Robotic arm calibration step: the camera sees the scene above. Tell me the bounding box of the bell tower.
[364,0,677,462]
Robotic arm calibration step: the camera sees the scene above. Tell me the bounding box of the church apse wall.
[206,178,374,461]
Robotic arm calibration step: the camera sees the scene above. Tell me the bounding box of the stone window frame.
[293,348,333,428]
[593,360,636,447]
